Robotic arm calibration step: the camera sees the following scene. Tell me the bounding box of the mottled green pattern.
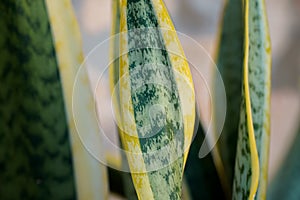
[184,120,225,200]
[233,97,252,199]
[126,0,184,199]
[215,0,244,191]
[268,123,300,200]
[232,0,271,199]
[0,1,76,199]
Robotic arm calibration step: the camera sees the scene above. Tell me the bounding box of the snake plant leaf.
[0,1,76,199]
[184,120,226,200]
[214,0,244,194]
[116,0,196,199]
[232,0,271,199]
[268,122,300,200]
[45,1,108,199]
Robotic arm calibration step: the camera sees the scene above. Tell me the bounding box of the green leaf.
[113,0,196,199]
[232,0,271,199]
[268,122,300,200]
[214,0,244,195]
[184,120,226,200]
[0,1,76,199]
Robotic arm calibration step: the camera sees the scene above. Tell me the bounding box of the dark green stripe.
[0,1,76,199]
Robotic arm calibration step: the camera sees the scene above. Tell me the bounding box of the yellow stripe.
[45,1,108,199]
[243,1,260,199]
[119,0,154,199]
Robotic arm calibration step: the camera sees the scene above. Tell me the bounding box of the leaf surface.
[232,0,271,199]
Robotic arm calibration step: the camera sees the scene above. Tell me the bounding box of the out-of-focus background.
[72,0,299,198]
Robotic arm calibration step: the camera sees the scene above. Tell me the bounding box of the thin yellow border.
[243,0,260,199]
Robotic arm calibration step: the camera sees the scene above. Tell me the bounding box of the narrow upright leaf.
[232,0,271,199]
[0,1,76,199]
[46,0,109,199]
[115,0,196,199]
[214,0,244,194]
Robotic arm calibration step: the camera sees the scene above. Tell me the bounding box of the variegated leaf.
[115,0,196,199]
[232,0,271,199]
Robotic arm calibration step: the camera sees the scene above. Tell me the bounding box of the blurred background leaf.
[46,0,109,199]
[0,1,76,199]
[214,0,244,196]
[267,120,300,200]
[184,118,225,200]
